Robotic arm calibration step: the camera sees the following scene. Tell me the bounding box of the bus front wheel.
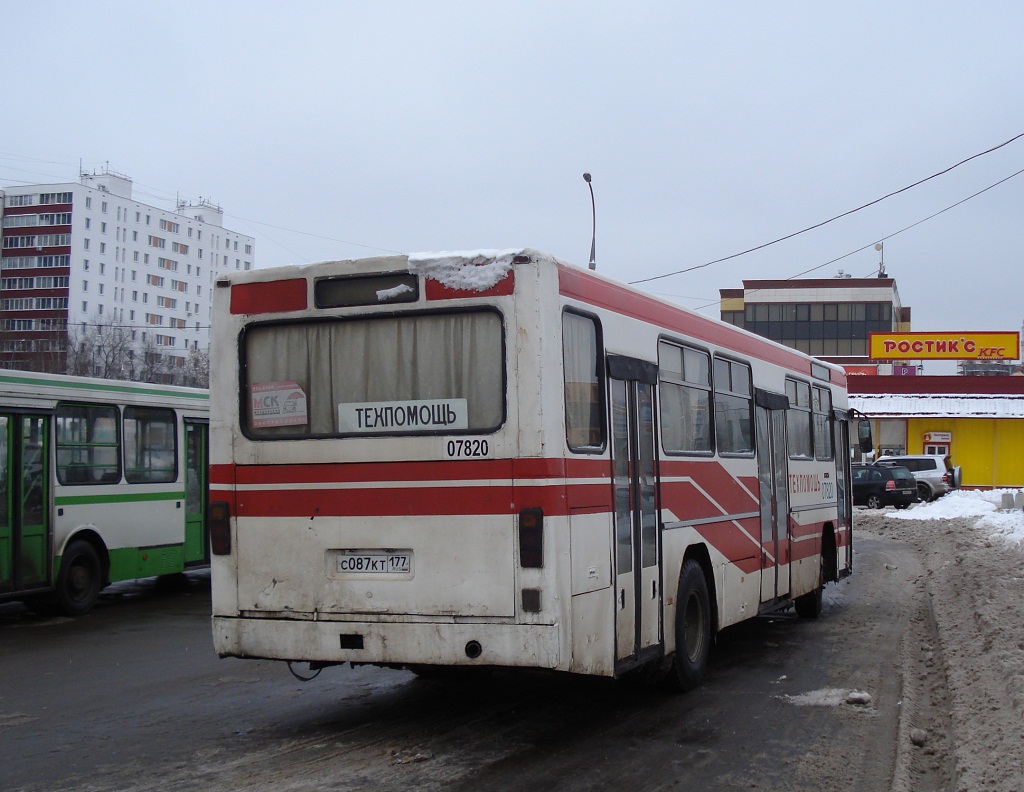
[672,560,712,691]
[55,540,102,616]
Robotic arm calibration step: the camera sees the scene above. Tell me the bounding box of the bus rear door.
[755,392,791,604]
[609,355,662,670]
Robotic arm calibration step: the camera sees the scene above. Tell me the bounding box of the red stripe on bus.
[230,482,611,518]
[215,457,612,486]
[230,278,308,314]
[557,264,847,386]
[659,460,759,517]
[424,272,515,300]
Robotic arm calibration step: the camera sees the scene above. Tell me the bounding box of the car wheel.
[917,483,931,502]
[866,494,883,510]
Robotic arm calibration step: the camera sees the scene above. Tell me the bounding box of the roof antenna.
[875,242,886,277]
[583,172,596,270]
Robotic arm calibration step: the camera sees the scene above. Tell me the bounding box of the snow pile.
[781,688,873,707]
[888,488,1024,544]
[407,249,523,292]
[376,283,414,301]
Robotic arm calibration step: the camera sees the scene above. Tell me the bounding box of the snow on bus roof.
[407,248,534,292]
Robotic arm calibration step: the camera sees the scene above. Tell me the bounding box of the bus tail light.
[518,508,544,568]
[209,501,232,555]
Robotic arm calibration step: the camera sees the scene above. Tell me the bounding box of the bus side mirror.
[857,419,873,454]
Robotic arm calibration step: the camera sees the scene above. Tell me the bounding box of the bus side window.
[55,403,121,485]
[562,311,604,452]
[123,407,177,484]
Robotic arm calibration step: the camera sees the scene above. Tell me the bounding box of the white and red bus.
[209,249,869,687]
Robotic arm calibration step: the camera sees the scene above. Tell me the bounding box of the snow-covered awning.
[850,393,1024,419]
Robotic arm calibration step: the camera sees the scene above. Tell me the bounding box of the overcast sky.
[3,2,1023,346]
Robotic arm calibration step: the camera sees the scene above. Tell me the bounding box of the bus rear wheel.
[55,540,102,616]
[795,551,824,619]
[672,560,711,691]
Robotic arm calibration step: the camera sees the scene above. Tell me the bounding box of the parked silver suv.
[874,454,960,502]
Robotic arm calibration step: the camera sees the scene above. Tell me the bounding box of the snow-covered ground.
[855,489,1024,791]
[887,487,1024,544]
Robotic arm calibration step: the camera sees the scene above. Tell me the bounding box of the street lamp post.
[583,173,596,270]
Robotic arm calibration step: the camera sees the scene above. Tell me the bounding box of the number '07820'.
[447,439,489,458]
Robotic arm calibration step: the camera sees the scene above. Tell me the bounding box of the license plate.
[336,551,412,575]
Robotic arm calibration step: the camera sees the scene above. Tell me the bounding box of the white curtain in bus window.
[245,312,504,436]
[658,341,712,454]
[562,312,603,451]
[713,357,753,455]
[55,403,121,484]
[123,407,177,483]
[785,379,813,459]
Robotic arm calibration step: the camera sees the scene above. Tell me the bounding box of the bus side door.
[755,394,791,604]
[609,355,662,670]
[0,414,50,596]
[183,421,208,565]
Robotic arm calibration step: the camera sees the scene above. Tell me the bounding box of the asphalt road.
[0,531,923,792]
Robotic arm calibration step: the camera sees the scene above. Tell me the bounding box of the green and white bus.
[0,370,209,615]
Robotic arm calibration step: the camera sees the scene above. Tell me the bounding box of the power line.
[687,164,1024,313]
[629,132,1024,286]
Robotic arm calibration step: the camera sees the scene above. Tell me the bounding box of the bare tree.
[134,335,174,384]
[62,316,208,387]
[65,315,136,380]
[179,347,210,388]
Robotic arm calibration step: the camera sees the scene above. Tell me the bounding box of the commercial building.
[720,273,1024,488]
[0,168,254,376]
[849,375,1024,489]
[719,275,911,368]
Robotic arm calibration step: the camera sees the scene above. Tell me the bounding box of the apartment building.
[0,168,254,374]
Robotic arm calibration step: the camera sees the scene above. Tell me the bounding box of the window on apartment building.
[101,201,107,213]
[99,243,106,254]
[86,197,92,209]
[84,239,90,250]
[85,218,91,229]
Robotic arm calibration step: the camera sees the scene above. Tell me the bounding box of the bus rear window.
[243,311,504,438]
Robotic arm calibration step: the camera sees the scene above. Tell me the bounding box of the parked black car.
[852,463,918,509]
